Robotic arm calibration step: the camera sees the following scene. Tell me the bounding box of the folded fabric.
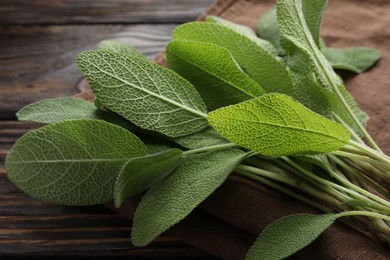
[78,0,390,258]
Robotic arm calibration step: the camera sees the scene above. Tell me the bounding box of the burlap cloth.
[79,0,390,258]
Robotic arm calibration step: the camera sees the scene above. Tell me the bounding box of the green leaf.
[300,0,328,48]
[208,93,350,156]
[173,22,293,95]
[206,16,277,55]
[257,7,285,55]
[277,0,339,90]
[5,119,147,206]
[16,97,103,123]
[324,84,369,135]
[288,70,332,118]
[173,127,228,149]
[245,213,337,260]
[132,149,246,246]
[322,47,381,73]
[16,97,136,129]
[114,149,183,208]
[206,16,256,36]
[132,129,178,154]
[257,0,327,55]
[167,41,265,110]
[276,0,367,136]
[76,50,208,138]
[98,40,144,58]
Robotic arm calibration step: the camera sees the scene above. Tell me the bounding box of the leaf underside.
[5,119,147,206]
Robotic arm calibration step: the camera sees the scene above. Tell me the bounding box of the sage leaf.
[289,70,332,118]
[5,119,147,206]
[99,40,144,58]
[114,149,183,208]
[257,7,284,55]
[132,149,246,246]
[76,50,208,138]
[300,0,327,48]
[206,16,277,55]
[167,41,265,110]
[173,22,293,95]
[277,0,340,90]
[173,127,228,149]
[245,213,337,260]
[16,97,136,130]
[322,47,381,73]
[132,130,178,153]
[325,84,368,136]
[276,0,367,136]
[208,93,350,156]
[16,97,101,124]
[257,0,326,55]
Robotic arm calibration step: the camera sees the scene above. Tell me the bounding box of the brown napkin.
[80,0,390,258]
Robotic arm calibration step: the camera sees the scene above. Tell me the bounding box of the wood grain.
[0,24,176,119]
[0,121,214,258]
[0,0,214,25]
[0,0,216,256]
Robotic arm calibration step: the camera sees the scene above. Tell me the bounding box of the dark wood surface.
[0,0,216,257]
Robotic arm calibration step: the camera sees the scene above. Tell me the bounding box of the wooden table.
[0,0,217,257]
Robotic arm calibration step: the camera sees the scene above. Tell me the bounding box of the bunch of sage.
[5,0,389,259]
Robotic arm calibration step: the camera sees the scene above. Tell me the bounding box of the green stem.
[332,112,365,145]
[282,157,390,214]
[294,0,381,151]
[348,140,390,164]
[235,170,330,212]
[324,164,390,210]
[337,211,390,221]
[183,143,238,156]
[331,151,390,172]
[328,154,389,198]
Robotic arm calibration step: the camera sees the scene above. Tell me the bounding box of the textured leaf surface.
[300,0,328,48]
[99,40,144,58]
[277,0,367,135]
[322,47,381,73]
[257,7,284,55]
[16,97,101,123]
[324,84,368,135]
[173,127,228,149]
[167,41,264,110]
[208,93,350,156]
[114,149,182,208]
[16,97,136,130]
[206,16,277,55]
[277,0,340,90]
[246,214,336,260]
[289,69,332,118]
[76,50,208,138]
[257,0,327,55]
[132,149,245,246]
[173,22,293,95]
[5,120,147,205]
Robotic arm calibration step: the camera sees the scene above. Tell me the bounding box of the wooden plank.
[0,24,176,119]
[0,0,213,25]
[0,121,213,257]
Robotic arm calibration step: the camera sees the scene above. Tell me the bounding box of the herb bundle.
[5,0,389,259]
